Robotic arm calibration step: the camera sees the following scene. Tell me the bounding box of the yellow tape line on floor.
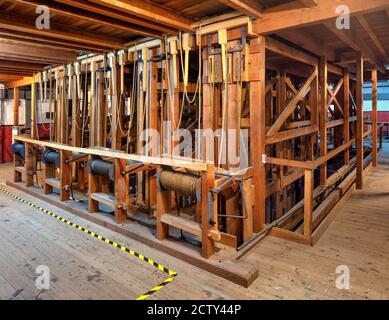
[0,187,177,300]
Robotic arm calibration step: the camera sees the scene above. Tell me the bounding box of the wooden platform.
[4,181,258,289]
[1,141,389,299]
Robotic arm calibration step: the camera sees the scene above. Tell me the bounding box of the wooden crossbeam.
[0,41,77,65]
[216,0,262,18]
[327,78,344,115]
[267,68,317,136]
[89,0,194,31]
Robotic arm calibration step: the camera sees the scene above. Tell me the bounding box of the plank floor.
[0,143,389,300]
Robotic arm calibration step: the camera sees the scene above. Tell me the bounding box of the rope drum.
[158,169,201,200]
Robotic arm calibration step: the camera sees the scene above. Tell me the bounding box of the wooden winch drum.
[42,149,60,168]
[87,158,115,182]
[11,142,26,159]
[158,169,201,200]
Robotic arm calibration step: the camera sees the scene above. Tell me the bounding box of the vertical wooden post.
[90,62,97,146]
[356,52,364,189]
[303,169,313,239]
[60,150,70,201]
[13,87,19,127]
[114,159,127,223]
[372,65,378,167]
[249,36,266,232]
[24,143,35,187]
[31,78,37,139]
[147,50,158,210]
[343,69,350,165]
[201,164,216,258]
[97,72,106,147]
[88,155,99,213]
[319,56,327,185]
[156,165,169,240]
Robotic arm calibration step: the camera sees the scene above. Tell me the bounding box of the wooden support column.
[249,36,266,232]
[303,169,313,239]
[90,62,97,146]
[343,69,350,164]
[372,65,378,167]
[356,52,364,189]
[147,49,158,209]
[201,164,216,258]
[60,150,70,201]
[31,78,37,139]
[319,56,327,185]
[13,87,19,127]
[114,159,128,223]
[97,72,106,147]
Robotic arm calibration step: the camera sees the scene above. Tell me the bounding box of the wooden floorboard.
[0,143,389,299]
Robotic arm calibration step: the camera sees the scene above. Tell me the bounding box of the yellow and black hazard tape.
[0,187,177,300]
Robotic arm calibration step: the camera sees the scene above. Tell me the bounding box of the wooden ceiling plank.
[88,0,194,31]
[254,0,389,34]
[216,0,262,18]
[299,0,318,7]
[0,12,125,49]
[323,21,385,74]
[356,14,388,61]
[56,0,177,34]
[14,0,163,38]
[0,28,108,53]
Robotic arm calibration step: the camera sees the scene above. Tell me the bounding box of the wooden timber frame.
[9,14,382,263]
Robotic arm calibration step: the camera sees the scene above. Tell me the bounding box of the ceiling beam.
[89,0,194,31]
[254,0,389,34]
[277,29,337,62]
[56,0,176,34]
[299,0,318,7]
[216,0,262,18]
[0,60,46,71]
[14,0,164,38]
[356,14,388,61]
[323,21,385,74]
[0,41,77,65]
[0,28,109,53]
[0,12,125,50]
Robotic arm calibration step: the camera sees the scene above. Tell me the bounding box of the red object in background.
[364,111,389,136]
[0,125,12,163]
[0,123,51,163]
